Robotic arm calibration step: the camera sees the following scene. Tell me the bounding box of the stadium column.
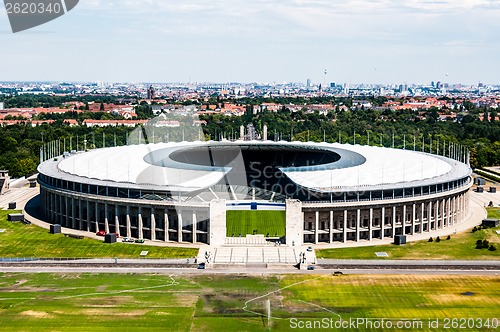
[459,195,463,222]
[151,208,156,241]
[391,206,396,237]
[420,202,425,233]
[58,194,62,225]
[368,208,373,241]
[343,210,347,243]
[66,196,70,227]
[369,208,373,241]
[192,211,197,244]
[52,192,56,223]
[86,200,90,232]
[329,211,333,243]
[78,199,83,231]
[402,205,406,235]
[71,197,76,229]
[356,209,360,242]
[95,201,99,232]
[435,200,440,230]
[126,206,131,238]
[56,193,60,224]
[63,196,68,227]
[104,203,109,234]
[441,198,445,228]
[138,208,144,240]
[315,211,319,244]
[54,194,58,224]
[427,201,432,232]
[115,205,120,237]
[164,211,169,242]
[462,193,465,219]
[411,203,416,235]
[450,197,455,225]
[465,192,470,212]
[446,197,453,226]
[380,207,385,240]
[178,212,183,242]
[453,196,457,225]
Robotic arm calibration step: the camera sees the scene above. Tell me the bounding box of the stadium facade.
[37,141,472,246]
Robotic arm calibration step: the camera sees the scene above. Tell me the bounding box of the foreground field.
[0,273,498,331]
[0,209,198,259]
[226,210,286,237]
[488,207,500,219]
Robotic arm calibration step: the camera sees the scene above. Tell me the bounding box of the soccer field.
[0,273,498,331]
[226,210,286,237]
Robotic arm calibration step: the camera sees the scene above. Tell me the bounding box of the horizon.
[0,80,497,86]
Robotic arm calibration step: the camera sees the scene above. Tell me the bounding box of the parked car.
[96,231,106,236]
[306,246,313,252]
[197,263,206,269]
[307,265,315,270]
[135,239,145,243]
[122,237,134,243]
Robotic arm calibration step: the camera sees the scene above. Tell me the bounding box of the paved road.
[0,266,498,276]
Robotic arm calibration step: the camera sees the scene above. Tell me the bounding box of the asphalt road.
[0,266,498,276]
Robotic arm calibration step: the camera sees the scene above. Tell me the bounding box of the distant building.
[306,79,311,88]
[246,123,257,140]
[0,102,4,110]
[147,85,156,99]
[0,170,9,195]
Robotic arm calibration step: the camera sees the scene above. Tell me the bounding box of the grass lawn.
[317,224,500,260]
[0,273,498,331]
[487,207,500,219]
[226,210,285,237]
[0,209,197,259]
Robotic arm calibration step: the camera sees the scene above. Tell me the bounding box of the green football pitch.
[226,210,286,237]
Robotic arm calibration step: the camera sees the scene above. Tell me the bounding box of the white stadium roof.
[42,141,471,193]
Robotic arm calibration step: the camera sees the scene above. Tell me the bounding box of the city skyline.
[1,0,500,84]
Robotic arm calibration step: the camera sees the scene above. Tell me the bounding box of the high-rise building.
[306,79,311,88]
[0,102,4,110]
[147,85,156,99]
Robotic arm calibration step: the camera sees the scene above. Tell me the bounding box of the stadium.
[37,140,472,247]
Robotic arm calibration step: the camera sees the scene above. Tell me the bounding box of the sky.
[1,0,499,84]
